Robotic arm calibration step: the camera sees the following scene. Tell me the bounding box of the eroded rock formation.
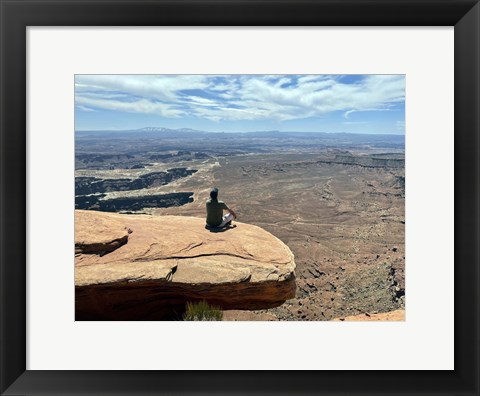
[75,210,296,320]
[75,191,194,212]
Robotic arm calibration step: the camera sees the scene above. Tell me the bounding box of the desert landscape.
[75,128,405,320]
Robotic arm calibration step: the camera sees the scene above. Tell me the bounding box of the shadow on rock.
[205,224,237,233]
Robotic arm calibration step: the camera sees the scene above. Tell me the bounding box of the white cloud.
[75,95,184,117]
[76,105,97,112]
[185,96,220,107]
[344,110,356,119]
[75,75,210,102]
[75,74,405,123]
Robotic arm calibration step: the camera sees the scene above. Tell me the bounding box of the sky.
[75,74,405,134]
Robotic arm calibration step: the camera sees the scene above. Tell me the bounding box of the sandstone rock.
[333,309,405,321]
[75,210,296,320]
[75,210,130,255]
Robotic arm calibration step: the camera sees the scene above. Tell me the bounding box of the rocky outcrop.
[75,210,296,320]
[330,154,405,168]
[333,309,405,321]
[75,192,194,212]
[75,168,197,195]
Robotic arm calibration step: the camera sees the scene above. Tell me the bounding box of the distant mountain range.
[138,127,205,133]
[75,128,405,151]
[76,126,404,138]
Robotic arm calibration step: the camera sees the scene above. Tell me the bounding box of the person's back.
[206,198,229,227]
[205,187,237,228]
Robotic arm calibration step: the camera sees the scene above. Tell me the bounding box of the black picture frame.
[1,1,478,395]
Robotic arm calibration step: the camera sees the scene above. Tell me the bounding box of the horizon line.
[74,127,405,136]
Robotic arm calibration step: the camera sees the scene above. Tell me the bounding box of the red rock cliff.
[75,210,296,320]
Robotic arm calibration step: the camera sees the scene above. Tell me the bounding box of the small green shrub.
[183,300,223,321]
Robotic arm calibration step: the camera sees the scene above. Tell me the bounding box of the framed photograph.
[1,0,478,395]
[73,73,406,323]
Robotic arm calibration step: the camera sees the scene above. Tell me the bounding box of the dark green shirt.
[206,199,229,226]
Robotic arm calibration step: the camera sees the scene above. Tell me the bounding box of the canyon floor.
[147,153,405,320]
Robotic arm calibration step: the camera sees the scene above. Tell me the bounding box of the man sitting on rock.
[205,187,237,229]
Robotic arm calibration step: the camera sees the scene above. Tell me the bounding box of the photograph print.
[74,74,405,321]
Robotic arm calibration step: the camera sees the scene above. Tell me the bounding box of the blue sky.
[75,75,405,134]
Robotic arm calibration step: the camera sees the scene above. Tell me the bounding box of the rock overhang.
[74,210,296,320]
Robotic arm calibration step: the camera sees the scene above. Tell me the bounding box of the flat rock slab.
[75,210,296,320]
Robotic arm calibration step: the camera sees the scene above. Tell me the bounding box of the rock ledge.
[75,210,296,320]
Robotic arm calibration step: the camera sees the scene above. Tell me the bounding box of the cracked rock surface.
[75,210,296,320]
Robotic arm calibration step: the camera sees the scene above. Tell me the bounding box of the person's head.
[210,187,218,201]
